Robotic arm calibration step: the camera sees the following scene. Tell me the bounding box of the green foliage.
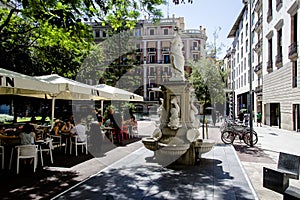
[189,57,226,105]
[0,0,165,77]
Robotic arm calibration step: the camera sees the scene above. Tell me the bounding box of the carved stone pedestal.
[142,79,215,166]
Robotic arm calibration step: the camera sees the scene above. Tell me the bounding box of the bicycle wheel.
[221,131,235,144]
[243,131,258,146]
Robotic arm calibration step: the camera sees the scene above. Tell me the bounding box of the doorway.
[270,103,280,128]
[293,104,300,132]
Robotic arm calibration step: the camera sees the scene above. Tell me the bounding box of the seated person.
[61,120,74,135]
[0,125,19,142]
[103,118,111,127]
[19,123,36,145]
[51,120,62,136]
[0,125,5,135]
[70,117,87,142]
[124,116,137,135]
[30,116,39,130]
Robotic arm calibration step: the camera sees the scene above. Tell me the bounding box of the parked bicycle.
[220,119,258,146]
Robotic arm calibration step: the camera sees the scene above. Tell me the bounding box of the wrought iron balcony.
[254,62,262,73]
[276,0,283,11]
[255,0,262,11]
[267,60,273,73]
[255,18,262,32]
[267,9,273,23]
[136,48,143,53]
[191,46,200,51]
[147,48,157,52]
[162,47,170,52]
[275,53,283,68]
[288,42,298,60]
[255,39,263,51]
[255,85,263,94]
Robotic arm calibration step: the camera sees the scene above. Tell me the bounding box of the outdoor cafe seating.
[102,122,139,144]
[36,138,54,166]
[69,135,88,156]
[14,145,38,174]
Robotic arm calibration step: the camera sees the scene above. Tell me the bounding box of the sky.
[159,0,245,58]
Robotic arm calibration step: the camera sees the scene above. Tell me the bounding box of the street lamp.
[243,0,254,147]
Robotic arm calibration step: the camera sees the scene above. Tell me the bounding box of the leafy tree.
[0,2,93,78]
[189,27,229,134]
[0,0,165,77]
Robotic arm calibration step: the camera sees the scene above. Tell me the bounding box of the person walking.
[238,112,244,124]
[256,112,262,127]
[94,108,103,126]
[108,107,123,144]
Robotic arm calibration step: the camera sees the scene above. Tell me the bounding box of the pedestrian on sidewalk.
[256,112,262,127]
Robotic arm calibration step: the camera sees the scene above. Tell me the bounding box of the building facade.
[89,15,207,102]
[227,0,299,131]
[262,0,299,131]
[227,2,259,120]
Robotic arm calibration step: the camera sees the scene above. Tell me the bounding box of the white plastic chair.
[50,135,62,150]
[15,145,38,174]
[0,145,4,169]
[70,136,88,156]
[38,139,53,166]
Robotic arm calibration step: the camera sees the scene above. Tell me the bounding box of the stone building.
[89,15,207,103]
[227,0,299,131]
[262,0,299,130]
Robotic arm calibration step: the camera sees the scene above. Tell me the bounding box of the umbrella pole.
[101,100,104,116]
[51,96,56,130]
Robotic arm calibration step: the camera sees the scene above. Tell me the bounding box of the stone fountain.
[142,27,215,166]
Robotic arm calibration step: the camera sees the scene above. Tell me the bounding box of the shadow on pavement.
[233,143,275,163]
[55,157,254,200]
[0,137,140,199]
[0,167,79,199]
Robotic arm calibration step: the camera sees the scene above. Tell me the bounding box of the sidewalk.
[236,124,300,200]
[52,124,258,199]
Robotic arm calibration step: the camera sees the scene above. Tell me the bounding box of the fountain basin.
[158,143,190,157]
[142,138,158,151]
[195,139,215,158]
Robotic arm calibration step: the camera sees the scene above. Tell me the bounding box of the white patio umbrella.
[35,74,112,128]
[94,84,144,102]
[0,68,58,98]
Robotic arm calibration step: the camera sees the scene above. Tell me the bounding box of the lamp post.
[243,0,254,147]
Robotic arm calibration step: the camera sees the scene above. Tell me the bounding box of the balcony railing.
[255,18,262,31]
[255,85,263,94]
[255,39,262,51]
[288,42,298,60]
[267,9,273,22]
[255,0,262,11]
[276,0,283,11]
[267,60,273,73]
[145,60,171,64]
[136,48,143,53]
[192,46,200,51]
[147,48,157,52]
[275,54,283,68]
[162,47,170,52]
[254,62,262,73]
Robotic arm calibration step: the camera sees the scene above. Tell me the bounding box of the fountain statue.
[170,27,185,80]
[168,96,181,130]
[142,27,215,166]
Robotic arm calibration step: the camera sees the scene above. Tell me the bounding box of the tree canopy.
[0,0,166,78]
